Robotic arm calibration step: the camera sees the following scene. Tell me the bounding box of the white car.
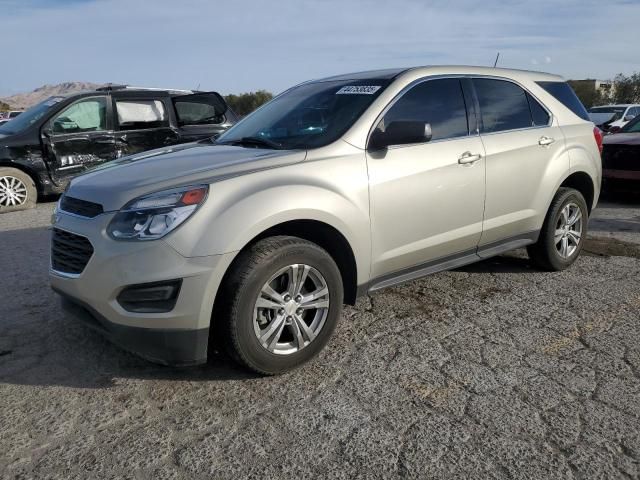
[588,104,640,131]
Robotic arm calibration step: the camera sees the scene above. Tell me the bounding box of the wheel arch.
[216,219,359,308]
[559,171,596,214]
[0,160,42,195]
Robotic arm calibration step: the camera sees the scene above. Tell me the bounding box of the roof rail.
[124,86,194,94]
[96,83,128,91]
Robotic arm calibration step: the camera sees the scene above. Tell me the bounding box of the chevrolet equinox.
[50,66,602,374]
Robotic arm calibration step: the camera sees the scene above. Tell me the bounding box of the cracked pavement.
[1,192,639,479]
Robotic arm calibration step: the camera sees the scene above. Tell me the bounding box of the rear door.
[172,92,231,142]
[472,77,568,249]
[113,95,179,157]
[42,95,116,185]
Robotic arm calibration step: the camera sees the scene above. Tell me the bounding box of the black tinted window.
[380,78,469,141]
[174,94,227,126]
[537,81,590,121]
[526,92,550,126]
[474,79,532,133]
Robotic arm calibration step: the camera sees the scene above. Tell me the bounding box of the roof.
[311,65,563,84]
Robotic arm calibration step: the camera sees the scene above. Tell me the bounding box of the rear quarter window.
[536,81,590,121]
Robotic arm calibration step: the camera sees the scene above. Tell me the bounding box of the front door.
[113,97,179,157]
[43,95,116,186]
[367,78,486,279]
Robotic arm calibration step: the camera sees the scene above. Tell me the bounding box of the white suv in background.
[588,104,640,132]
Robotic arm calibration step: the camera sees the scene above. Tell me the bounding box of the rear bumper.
[603,169,640,181]
[56,288,209,366]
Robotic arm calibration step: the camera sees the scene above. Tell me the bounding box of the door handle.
[458,152,482,165]
[538,136,555,146]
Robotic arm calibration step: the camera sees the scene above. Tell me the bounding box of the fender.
[164,150,372,285]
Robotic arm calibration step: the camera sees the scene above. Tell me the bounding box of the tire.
[527,187,588,271]
[0,167,37,213]
[216,236,344,375]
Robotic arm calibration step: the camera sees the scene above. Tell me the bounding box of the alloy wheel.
[555,202,583,259]
[253,263,330,355]
[0,175,28,207]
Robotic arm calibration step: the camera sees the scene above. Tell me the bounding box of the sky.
[2,0,639,97]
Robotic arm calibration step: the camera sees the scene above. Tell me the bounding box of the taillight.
[593,127,603,155]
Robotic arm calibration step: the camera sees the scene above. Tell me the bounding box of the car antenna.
[493,52,500,68]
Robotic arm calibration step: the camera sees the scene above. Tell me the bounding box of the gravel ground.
[0,193,639,480]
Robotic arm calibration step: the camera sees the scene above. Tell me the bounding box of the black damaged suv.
[0,85,236,212]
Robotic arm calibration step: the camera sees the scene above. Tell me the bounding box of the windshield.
[0,96,63,135]
[215,79,390,149]
[622,115,640,133]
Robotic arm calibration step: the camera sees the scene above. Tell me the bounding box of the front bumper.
[56,290,209,366]
[49,210,237,366]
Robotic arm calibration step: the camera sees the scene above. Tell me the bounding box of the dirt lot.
[1,193,639,480]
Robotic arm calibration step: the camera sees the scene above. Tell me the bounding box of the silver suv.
[50,66,602,374]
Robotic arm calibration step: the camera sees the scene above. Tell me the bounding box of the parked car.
[0,110,23,120]
[0,86,236,212]
[588,104,640,132]
[50,66,601,374]
[0,118,10,126]
[602,114,640,186]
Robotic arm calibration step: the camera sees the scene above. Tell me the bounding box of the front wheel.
[217,236,344,375]
[0,167,37,213]
[527,187,588,271]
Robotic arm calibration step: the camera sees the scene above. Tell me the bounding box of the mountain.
[0,81,107,110]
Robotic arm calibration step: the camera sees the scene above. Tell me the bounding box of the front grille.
[602,145,640,172]
[51,228,94,275]
[60,195,104,218]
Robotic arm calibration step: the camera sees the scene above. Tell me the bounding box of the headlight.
[107,185,208,241]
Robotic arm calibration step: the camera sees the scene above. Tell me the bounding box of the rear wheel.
[0,167,37,213]
[527,187,588,271]
[216,236,344,375]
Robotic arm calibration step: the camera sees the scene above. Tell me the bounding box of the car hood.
[603,133,640,146]
[67,142,307,211]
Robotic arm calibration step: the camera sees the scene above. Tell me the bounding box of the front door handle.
[458,152,482,165]
[538,136,555,146]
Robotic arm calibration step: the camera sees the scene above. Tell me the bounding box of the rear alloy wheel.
[528,187,588,271]
[0,167,37,213]
[217,236,343,375]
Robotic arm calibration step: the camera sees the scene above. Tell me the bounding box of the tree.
[0,100,11,112]
[224,90,273,117]
[567,80,607,108]
[610,73,640,104]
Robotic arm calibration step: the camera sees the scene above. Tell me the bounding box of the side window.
[474,79,532,133]
[115,99,168,131]
[526,92,550,126]
[50,97,107,134]
[379,78,469,141]
[174,95,225,126]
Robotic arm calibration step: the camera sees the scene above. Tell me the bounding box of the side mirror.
[369,121,432,150]
[624,115,635,122]
[608,126,622,134]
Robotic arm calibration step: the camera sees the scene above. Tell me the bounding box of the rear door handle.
[458,152,482,165]
[538,136,555,146]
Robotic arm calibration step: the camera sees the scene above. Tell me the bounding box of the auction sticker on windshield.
[336,86,381,95]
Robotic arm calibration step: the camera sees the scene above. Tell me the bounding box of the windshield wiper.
[218,136,283,149]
